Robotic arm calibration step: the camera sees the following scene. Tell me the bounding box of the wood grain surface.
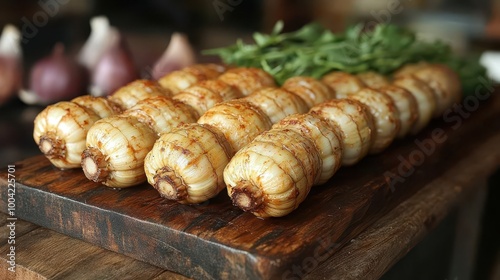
[0,212,189,280]
[0,93,498,279]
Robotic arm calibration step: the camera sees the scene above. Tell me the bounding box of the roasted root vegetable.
[356,71,390,89]
[34,102,102,169]
[281,76,335,108]
[197,100,273,153]
[123,96,198,135]
[84,67,272,188]
[71,95,123,118]
[82,115,157,187]
[378,85,418,138]
[347,88,400,154]
[145,100,272,203]
[218,67,276,96]
[225,128,323,217]
[411,64,462,116]
[309,99,374,166]
[144,80,324,204]
[157,63,227,94]
[224,63,463,218]
[242,88,309,124]
[33,96,122,169]
[393,75,436,134]
[145,123,233,202]
[273,114,342,185]
[107,79,172,110]
[321,72,365,99]
[173,80,242,117]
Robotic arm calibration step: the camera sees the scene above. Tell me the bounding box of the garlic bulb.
[151,33,196,80]
[145,123,233,203]
[218,67,276,96]
[393,75,437,134]
[321,72,365,98]
[82,116,157,188]
[378,85,418,138]
[107,79,172,110]
[157,63,227,94]
[282,76,335,108]
[273,114,342,184]
[309,99,374,166]
[348,88,400,154]
[33,101,101,169]
[78,16,120,70]
[90,36,139,96]
[243,88,309,124]
[0,24,22,105]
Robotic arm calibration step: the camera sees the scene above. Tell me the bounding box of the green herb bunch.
[204,21,488,94]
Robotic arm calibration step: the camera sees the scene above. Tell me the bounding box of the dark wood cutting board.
[1,93,498,280]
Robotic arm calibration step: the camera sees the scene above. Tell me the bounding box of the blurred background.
[2,0,500,166]
[0,1,499,279]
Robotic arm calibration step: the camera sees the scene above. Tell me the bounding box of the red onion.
[151,32,196,80]
[20,44,88,105]
[0,25,22,105]
[89,35,139,96]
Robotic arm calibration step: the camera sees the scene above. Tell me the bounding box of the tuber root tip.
[39,134,65,159]
[153,166,188,201]
[81,147,109,183]
[231,181,264,212]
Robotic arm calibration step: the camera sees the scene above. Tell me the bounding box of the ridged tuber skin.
[33,95,124,170]
[224,63,461,218]
[124,96,199,136]
[82,116,157,188]
[144,95,274,203]
[309,99,374,166]
[243,88,309,124]
[356,71,390,89]
[348,88,400,154]
[224,128,324,218]
[393,75,436,134]
[107,79,172,110]
[173,80,242,117]
[321,71,366,99]
[34,101,101,169]
[410,64,462,116]
[282,76,336,108]
[81,73,240,188]
[157,63,227,94]
[217,67,277,96]
[378,85,418,138]
[144,123,233,203]
[273,114,342,185]
[145,75,325,204]
[71,95,123,118]
[197,100,273,155]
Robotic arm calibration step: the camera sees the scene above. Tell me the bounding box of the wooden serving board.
[1,94,498,280]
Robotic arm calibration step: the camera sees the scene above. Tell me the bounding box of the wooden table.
[1,92,499,279]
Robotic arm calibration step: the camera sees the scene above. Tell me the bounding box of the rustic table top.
[1,92,499,279]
